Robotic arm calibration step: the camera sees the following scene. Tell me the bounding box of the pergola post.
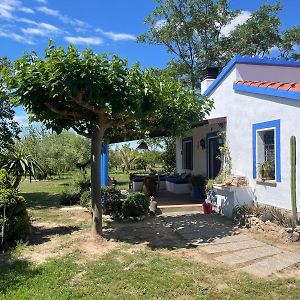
[101,143,109,187]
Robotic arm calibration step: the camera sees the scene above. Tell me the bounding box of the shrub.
[73,172,90,194]
[61,185,81,206]
[80,188,123,218]
[102,187,123,217]
[80,191,92,211]
[122,192,149,218]
[0,169,31,249]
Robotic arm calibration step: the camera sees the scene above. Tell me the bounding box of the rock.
[285,227,294,234]
[291,231,300,242]
[265,220,272,225]
[294,226,300,233]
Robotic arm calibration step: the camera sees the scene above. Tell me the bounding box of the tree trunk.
[90,122,105,236]
[13,175,22,189]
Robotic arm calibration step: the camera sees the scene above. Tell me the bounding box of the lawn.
[1,175,300,299]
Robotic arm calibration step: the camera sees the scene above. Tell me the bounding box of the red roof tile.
[234,80,300,92]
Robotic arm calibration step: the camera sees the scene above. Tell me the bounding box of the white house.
[175,55,300,213]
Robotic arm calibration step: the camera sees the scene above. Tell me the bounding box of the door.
[208,137,221,179]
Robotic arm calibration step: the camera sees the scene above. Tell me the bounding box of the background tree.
[0,58,20,152]
[139,1,300,90]
[161,137,176,174]
[0,146,44,188]
[3,42,212,236]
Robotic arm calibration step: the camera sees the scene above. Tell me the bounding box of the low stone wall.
[247,216,300,242]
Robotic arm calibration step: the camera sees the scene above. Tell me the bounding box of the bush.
[102,187,123,217]
[80,187,123,218]
[0,169,31,249]
[122,192,149,218]
[80,191,92,211]
[61,185,81,206]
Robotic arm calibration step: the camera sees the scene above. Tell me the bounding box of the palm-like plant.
[118,145,140,173]
[0,148,45,188]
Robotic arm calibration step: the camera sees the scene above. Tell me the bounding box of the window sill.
[256,179,277,187]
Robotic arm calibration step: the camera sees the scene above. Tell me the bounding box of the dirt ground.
[18,207,300,279]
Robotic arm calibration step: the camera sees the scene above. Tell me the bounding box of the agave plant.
[0,148,45,188]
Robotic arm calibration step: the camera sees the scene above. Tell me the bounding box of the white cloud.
[154,19,167,30]
[0,27,34,44]
[37,6,88,28]
[220,11,251,37]
[64,36,103,45]
[36,0,47,3]
[21,22,61,37]
[0,0,35,20]
[96,28,136,41]
[19,7,34,14]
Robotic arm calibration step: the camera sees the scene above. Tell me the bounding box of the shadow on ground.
[0,258,39,295]
[29,225,81,246]
[21,192,62,209]
[103,213,238,250]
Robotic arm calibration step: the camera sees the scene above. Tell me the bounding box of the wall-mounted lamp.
[200,138,205,150]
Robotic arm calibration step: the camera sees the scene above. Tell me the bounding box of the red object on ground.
[203,202,212,214]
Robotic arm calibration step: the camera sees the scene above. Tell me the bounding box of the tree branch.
[73,127,91,138]
[72,90,105,115]
[44,102,86,120]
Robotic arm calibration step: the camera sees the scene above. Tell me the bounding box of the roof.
[204,55,300,97]
[233,80,300,101]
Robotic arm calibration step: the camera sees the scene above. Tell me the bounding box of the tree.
[0,146,45,188]
[0,58,20,151]
[161,137,176,174]
[118,145,140,173]
[2,42,212,236]
[139,1,300,90]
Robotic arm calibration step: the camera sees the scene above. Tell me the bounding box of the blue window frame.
[182,136,193,170]
[252,120,281,182]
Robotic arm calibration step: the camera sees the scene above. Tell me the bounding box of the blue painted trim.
[101,144,109,187]
[206,131,219,178]
[182,136,193,170]
[183,136,193,142]
[204,55,300,97]
[234,83,300,101]
[252,120,281,182]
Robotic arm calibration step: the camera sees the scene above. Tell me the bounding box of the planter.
[203,202,212,214]
[192,187,205,202]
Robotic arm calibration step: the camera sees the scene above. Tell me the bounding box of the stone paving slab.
[211,234,252,245]
[215,245,282,265]
[201,239,266,253]
[240,252,300,277]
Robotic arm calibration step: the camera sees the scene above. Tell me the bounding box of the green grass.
[1,250,300,300]
[2,173,299,299]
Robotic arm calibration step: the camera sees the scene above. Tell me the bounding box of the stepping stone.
[240,252,300,277]
[211,235,252,245]
[201,239,265,253]
[216,245,282,265]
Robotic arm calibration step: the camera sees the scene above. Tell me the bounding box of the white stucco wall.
[176,62,300,211]
[206,63,300,211]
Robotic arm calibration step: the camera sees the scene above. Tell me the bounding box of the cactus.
[290,136,297,223]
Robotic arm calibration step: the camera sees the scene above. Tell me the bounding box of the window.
[182,137,193,170]
[257,129,275,180]
[252,120,281,182]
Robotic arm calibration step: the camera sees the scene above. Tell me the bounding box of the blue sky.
[1,0,300,133]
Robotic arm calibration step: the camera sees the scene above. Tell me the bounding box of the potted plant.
[190,175,206,201]
[258,161,273,181]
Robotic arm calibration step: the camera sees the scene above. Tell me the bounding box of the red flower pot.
[203,202,212,214]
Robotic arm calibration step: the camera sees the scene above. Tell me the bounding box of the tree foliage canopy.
[0,58,20,152]
[138,0,300,89]
[3,42,212,141]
